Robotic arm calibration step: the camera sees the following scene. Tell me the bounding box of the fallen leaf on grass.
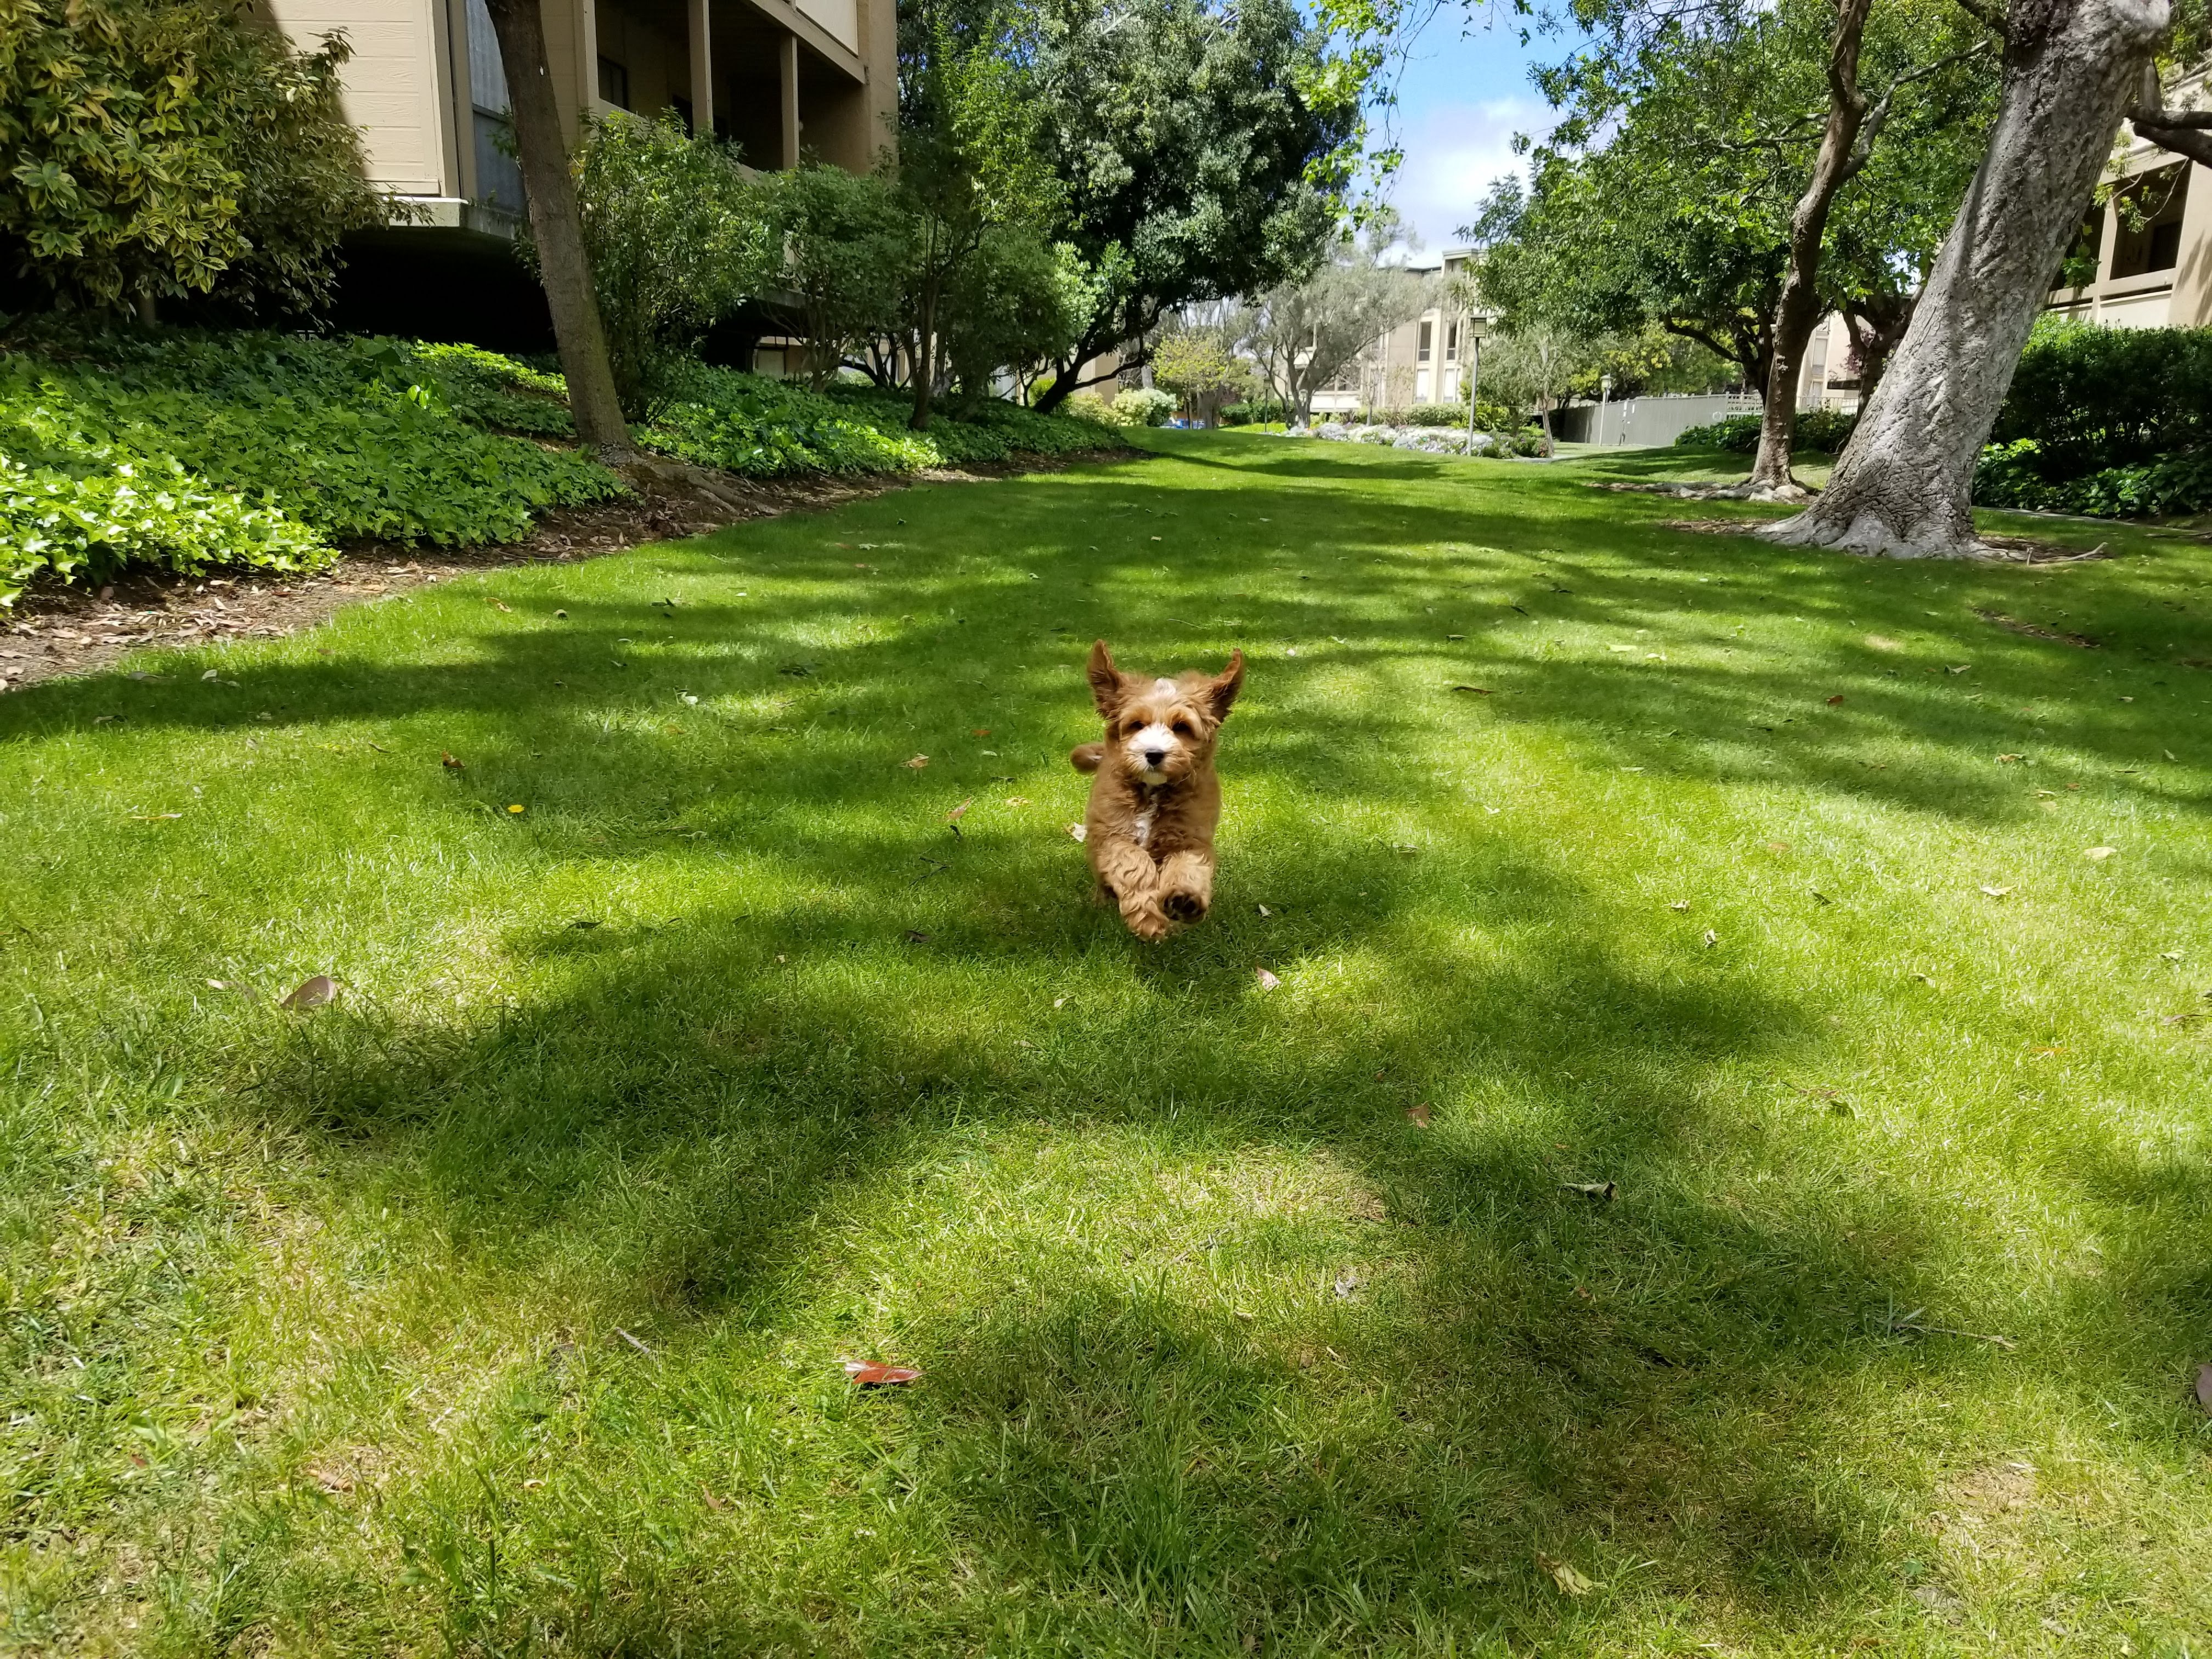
[1561,1180,1618,1201]
[844,1361,921,1386]
[442,752,465,771]
[128,812,183,821]
[1536,1553,1596,1596]
[1668,900,1690,912]
[948,799,972,823]
[1255,967,1281,989]
[1702,929,1719,948]
[904,929,930,944]
[1996,753,2023,764]
[1450,684,1493,694]
[507,804,525,815]
[973,727,991,737]
[1979,885,2012,898]
[280,975,337,1011]
[1825,694,1844,705]
[1068,823,1087,842]
[1765,840,1790,854]
[1407,1103,1432,1127]
[2196,1363,2212,1415]
[1005,796,1030,806]
[902,754,929,769]
[1256,903,1271,917]
[2085,847,2117,861]
[1333,1271,1361,1299]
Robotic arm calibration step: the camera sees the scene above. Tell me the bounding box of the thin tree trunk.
[1751,0,1875,493]
[481,0,634,460]
[910,281,937,430]
[1765,0,2169,558]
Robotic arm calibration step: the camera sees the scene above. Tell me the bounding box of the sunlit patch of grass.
[2,431,2210,1654]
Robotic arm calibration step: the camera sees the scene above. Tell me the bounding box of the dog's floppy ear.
[1206,648,1245,720]
[1087,639,1126,719]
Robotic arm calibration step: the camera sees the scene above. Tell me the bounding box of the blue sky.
[1365,5,1576,253]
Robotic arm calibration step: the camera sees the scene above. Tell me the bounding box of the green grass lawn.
[5,431,2211,1656]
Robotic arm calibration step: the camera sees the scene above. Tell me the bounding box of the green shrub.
[1995,320,2212,476]
[544,114,768,414]
[1794,407,1858,452]
[1674,413,1762,451]
[1974,437,2212,518]
[0,0,387,316]
[1111,387,1177,427]
[1218,399,1286,426]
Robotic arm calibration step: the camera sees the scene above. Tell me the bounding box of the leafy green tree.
[1237,233,1432,426]
[1023,0,1364,411]
[749,163,906,390]
[895,0,1064,428]
[1470,0,1994,460]
[1150,328,1253,425]
[0,0,386,318]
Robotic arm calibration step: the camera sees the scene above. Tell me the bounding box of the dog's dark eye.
[1170,719,1195,737]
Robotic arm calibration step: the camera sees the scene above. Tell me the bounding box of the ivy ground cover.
[2,433,2209,1655]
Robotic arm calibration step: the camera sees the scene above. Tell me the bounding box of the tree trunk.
[481,0,634,460]
[1764,0,2169,558]
[910,281,937,430]
[1751,0,1875,493]
[1842,295,1912,409]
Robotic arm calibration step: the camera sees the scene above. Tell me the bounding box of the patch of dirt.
[1974,607,2101,648]
[0,447,1141,693]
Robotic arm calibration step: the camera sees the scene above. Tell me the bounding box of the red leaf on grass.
[441,752,464,771]
[1825,695,1844,705]
[281,975,337,1010]
[844,1361,922,1386]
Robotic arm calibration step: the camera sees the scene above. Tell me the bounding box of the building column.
[688,0,714,135]
[780,34,800,167]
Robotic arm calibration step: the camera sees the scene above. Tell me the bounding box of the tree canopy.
[1468,0,1996,398]
[1023,0,1365,408]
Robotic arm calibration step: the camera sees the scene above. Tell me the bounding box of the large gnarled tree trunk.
[481,0,635,461]
[1764,0,2169,557]
[1750,0,1876,495]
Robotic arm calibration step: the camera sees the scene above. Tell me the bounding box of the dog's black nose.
[1144,749,1167,767]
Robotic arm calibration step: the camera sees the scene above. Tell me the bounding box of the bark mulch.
[0,447,1141,693]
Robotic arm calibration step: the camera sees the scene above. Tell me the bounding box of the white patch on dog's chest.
[1132,810,1154,848]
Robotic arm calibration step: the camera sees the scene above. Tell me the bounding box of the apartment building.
[2047,92,2211,328]
[1311,247,1488,416]
[259,0,896,343]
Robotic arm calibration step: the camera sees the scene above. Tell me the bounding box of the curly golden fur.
[1070,639,1245,940]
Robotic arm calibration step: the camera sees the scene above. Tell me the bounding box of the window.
[2109,163,2187,279]
[464,0,523,213]
[1417,319,1433,363]
[597,54,630,110]
[1444,320,1459,363]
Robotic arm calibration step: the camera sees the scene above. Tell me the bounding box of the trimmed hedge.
[1674,408,1857,453]
[1972,322,2212,518]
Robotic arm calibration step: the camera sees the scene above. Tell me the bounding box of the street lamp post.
[1463,332,1481,456]
[1596,372,1613,448]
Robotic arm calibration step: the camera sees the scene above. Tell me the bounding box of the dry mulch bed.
[0,447,1138,693]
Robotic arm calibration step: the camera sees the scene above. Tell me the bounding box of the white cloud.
[1374,97,1555,253]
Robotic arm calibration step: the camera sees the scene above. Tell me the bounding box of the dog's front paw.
[1124,905,1172,941]
[1160,887,1207,924]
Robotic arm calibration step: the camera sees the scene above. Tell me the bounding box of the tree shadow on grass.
[7,436,2210,1650]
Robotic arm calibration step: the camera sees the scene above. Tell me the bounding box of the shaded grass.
[2,431,2210,1655]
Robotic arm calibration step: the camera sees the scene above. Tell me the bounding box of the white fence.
[1551,392,1760,448]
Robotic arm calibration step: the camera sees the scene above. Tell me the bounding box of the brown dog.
[1070,640,1244,940]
